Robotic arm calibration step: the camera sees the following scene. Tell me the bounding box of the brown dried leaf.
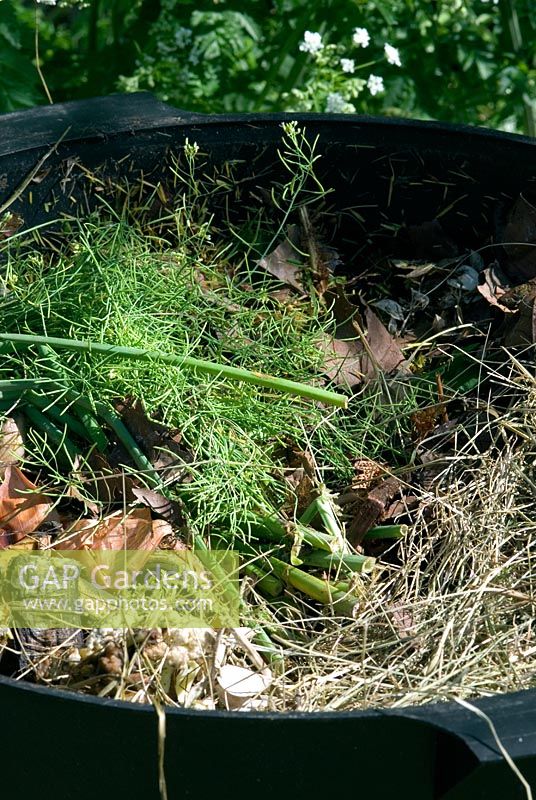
[324,285,362,340]
[0,212,23,240]
[131,486,184,526]
[347,476,400,546]
[319,336,363,388]
[57,507,162,550]
[114,397,193,483]
[0,465,56,548]
[283,445,316,516]
[477,265,515,312]
[257,226,304,292]
[361,307,408,376]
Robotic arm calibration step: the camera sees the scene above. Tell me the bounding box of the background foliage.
[0,0,535,134]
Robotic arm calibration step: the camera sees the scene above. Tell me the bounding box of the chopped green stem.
[246,513,339,553]
[71,405,108,452]
[251,625,285,668]
[0,379,54,392]
[24,404,79,461]
[26,391,89,441]
[363,524,408,540]
[62,389,159,486]
[0,332,347,408]
[314,486,347,551]
[243,562,283,598]
[268,556,358,617]
[300,550,376,574]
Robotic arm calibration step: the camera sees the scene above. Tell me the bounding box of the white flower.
[325,92,354,113]
[367,74,385,96]
[340,58,355,74]
[352,27,370,48]
[36,0,57,4]
[299,31,324,55]
[384,43,402,67]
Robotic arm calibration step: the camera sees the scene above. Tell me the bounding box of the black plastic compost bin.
[0,93,535,800]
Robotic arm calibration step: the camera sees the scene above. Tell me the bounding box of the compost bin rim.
[1,96,536,773]
[1,91,535,160]
[0,670,529,728]
[2,672,536,767]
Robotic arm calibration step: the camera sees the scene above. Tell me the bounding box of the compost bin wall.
[0,93,535,800]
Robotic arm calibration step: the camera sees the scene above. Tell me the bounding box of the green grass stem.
[0,332,347,408]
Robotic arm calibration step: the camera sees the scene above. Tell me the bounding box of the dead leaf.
[0,212,23,240]
[0,416,24,474]
[361,307,408,377]
[389,604,416,640]
[131,485,184,526]
[346,476,401,546]
[258,226,304,292]
[319,336,363,388]
[282,444,316,516]
[217,664,272,710]
[477,264,514,312]
[324,285,362,339]
[0,466,56,548]
[114,397,193,483]
[153,519,188,550]
[503,194,536,280]
[57,507,162,550]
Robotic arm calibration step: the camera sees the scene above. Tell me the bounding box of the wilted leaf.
[282,444,316,516]
[257,226,304,292]
[319,336,363,388]
[347,476,400,545]
[114,397,193,483]
[0,465,56,548]
[131,485,184,526]
[0,212,23,240]
[57,507,162,550]
[324,285,361,339]
[361,307,408,377]
[217,664,272,710]
[477,264,514,312]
